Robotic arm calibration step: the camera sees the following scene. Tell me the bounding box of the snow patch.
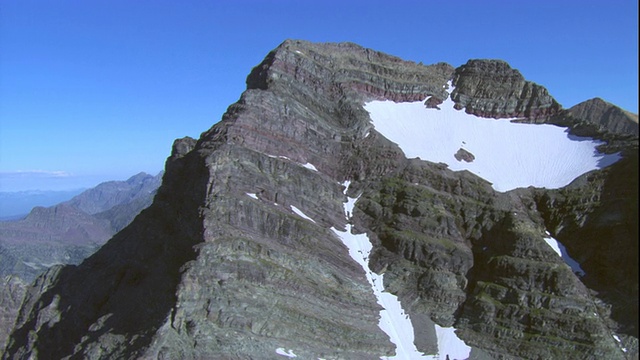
[266,154,318,172]
[246,193,258,200]
[542,237,563,256]
[543,236,585,276]
[302,163,318,171]
[364,83,620,192]
[275,348,297,358]
[612,334,628,352]
[427,325,471,360]
[291,205,315,223]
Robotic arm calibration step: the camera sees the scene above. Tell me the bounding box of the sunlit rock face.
[3,40,637,360]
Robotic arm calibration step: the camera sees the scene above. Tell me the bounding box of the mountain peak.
[246,39,454,103]
[452,58,561,119]
[4,40,636,360]
[568,97,639,136]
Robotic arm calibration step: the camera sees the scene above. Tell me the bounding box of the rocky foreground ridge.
[3,40,638,359]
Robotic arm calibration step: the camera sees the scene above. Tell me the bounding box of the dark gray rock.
[452,59,561,119]
[454,148,475,162]
[566,97,638,137]
[0,276,26,353]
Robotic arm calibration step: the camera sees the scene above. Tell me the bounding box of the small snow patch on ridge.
[302,163,318,171]
[291,205,315,223]
[275,348,297,358]
[543,235,585,276]
[266,154,318,172]
[612,334,628,352]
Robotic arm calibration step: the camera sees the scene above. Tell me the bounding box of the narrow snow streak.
[332,182,470,359]
[302,163,318,171]
[365,84,621,192]
[543,236,585,276]
[246,193,258,200]
[275,348,297,358]
[612,334,628,352]
[291,205,315,223]
[266,154,318,172]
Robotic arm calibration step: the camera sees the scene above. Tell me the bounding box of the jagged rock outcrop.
[3,40,637,360]
[451,59,561,119]
[0,276,27,354]
[534,153,639,338]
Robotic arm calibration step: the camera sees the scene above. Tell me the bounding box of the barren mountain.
[3,40,637,360]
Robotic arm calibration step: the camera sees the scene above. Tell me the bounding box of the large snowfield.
[364,84,620,192]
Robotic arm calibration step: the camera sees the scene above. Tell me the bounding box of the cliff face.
[451,59,561,119]
[3,40,637,360]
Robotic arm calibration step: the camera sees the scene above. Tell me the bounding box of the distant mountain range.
[0,189,86,220]
[0,172,162,282]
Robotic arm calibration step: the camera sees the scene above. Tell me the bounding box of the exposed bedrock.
[452,59,562,120]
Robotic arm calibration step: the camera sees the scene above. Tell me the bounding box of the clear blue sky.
[1,0,637,191]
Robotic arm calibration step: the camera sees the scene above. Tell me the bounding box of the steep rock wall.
[451,59,561,119]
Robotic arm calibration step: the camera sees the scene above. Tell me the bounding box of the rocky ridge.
[3,40,637,359]
[451,59,561,119]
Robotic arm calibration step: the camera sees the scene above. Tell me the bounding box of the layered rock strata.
[3,40,637,360]
[451,59,561,119]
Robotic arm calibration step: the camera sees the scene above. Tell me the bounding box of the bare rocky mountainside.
[2,41,637,359]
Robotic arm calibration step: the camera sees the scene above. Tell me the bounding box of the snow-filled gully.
[273,182,471,359]
[329,182,470,360]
